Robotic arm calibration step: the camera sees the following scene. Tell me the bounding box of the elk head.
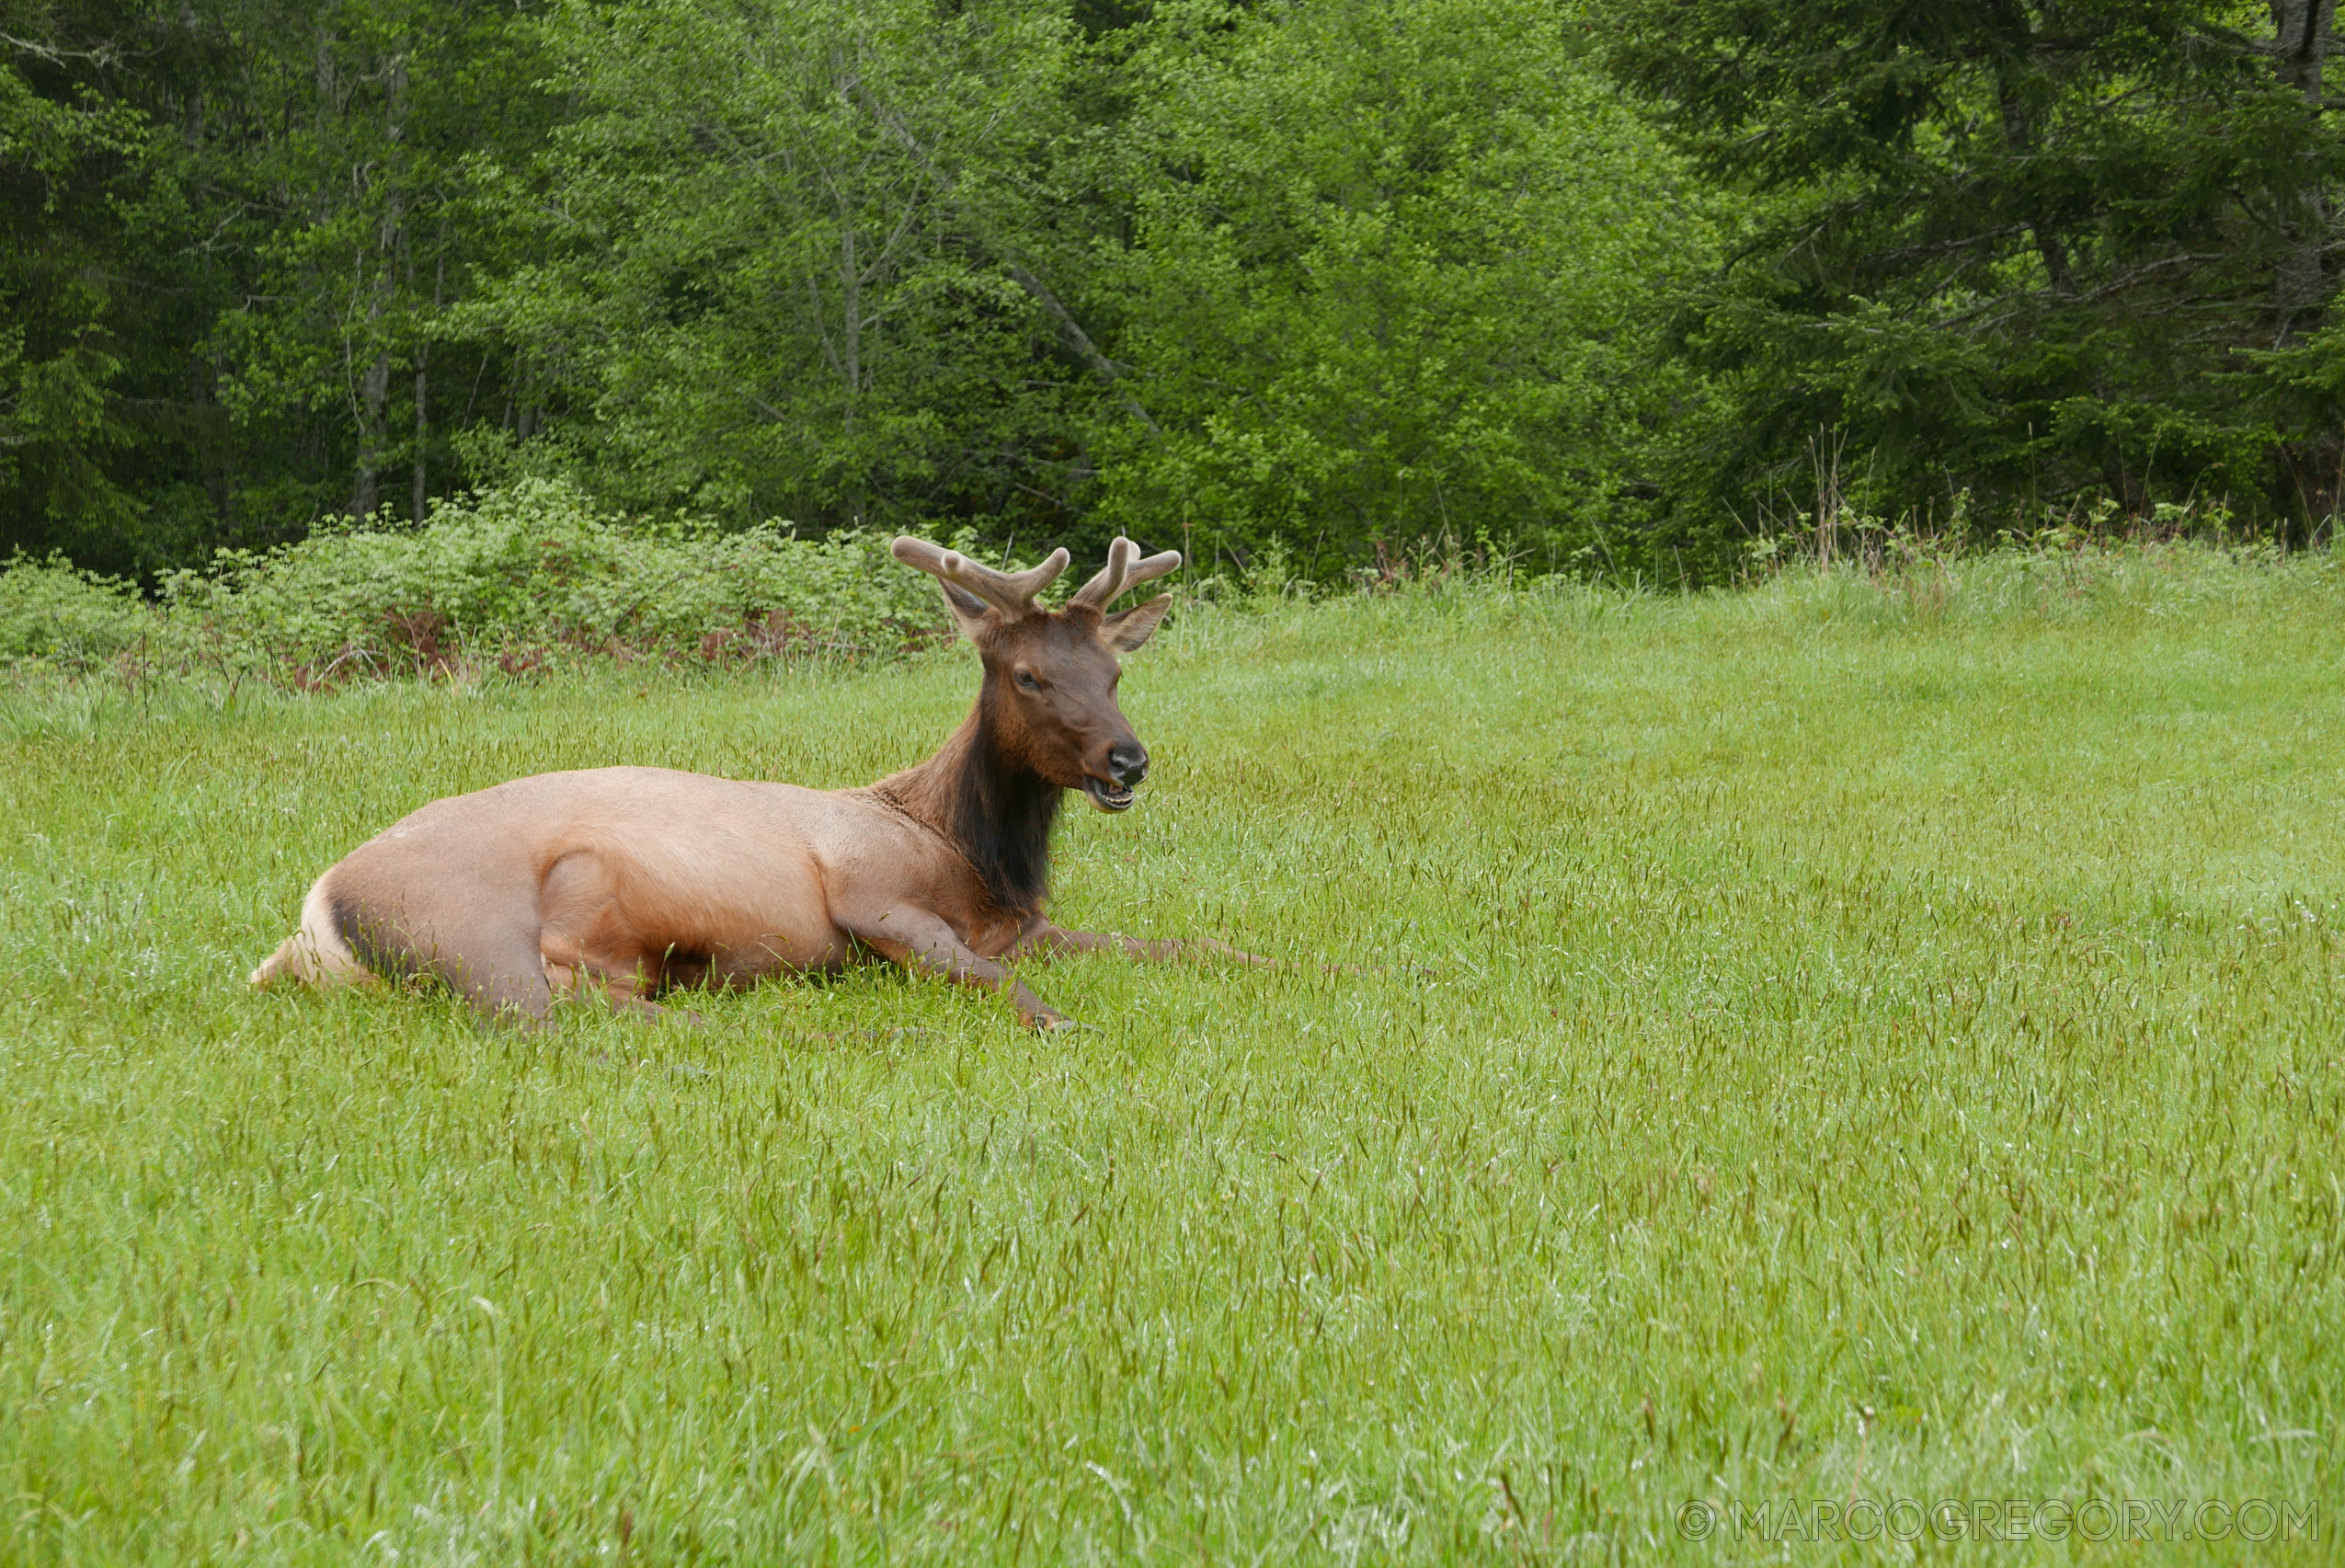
[892,534,1180,812]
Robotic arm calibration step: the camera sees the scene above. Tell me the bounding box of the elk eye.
[1014,670,1041,692]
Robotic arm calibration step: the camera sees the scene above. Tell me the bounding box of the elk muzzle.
[1083,739,1149,813]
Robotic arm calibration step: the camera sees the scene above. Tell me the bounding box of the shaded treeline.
[1613,0,2345,553]
[6,0,2343,583]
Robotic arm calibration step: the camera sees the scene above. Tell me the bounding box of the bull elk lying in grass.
[252,535,1258,1029]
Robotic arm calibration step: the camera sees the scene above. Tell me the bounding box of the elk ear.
[935,579,995,643]
[1100,592,1172,652]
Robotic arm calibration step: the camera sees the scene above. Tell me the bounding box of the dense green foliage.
[1612,0,2345,541]
[470,0,1090,532]
[1089,0,1704,573]
[3,0,551,574]
[2,553,2339,1560]
[7,0,2345,578]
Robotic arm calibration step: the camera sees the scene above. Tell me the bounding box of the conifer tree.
[1614,0,2345,534]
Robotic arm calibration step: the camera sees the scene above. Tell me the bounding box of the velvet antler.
[891,536,1071,616]
[1069,536,1182,611]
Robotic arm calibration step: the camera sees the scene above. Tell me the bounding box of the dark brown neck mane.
[871,685,1059,916]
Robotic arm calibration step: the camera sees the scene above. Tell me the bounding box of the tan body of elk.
[251,535,1256,1028]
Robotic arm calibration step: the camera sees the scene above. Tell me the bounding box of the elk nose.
[1107,742,1149,787]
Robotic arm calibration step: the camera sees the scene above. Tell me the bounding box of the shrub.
[154,480,956,679]
[0,480,969,685]
[0,555,152,667]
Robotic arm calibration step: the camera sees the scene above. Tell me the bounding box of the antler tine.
[891,536,1070,614]
[973,548,1070,611]
[1070,537,1137,610]
[1071,537,1183,610]
[1119,546,1183,596]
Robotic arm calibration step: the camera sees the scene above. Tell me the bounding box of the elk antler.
[1070,536,1182,610]
[892,536,1070,616]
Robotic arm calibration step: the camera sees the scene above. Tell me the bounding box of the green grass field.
[3,549,2340,1563]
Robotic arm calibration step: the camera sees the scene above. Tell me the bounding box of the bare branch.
[0,30,121,66]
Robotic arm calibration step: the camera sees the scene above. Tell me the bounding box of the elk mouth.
[1081,776,1137,813]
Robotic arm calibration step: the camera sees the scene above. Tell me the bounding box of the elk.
[251,535,1257,1029]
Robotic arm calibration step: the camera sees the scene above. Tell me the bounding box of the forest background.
[8,0,2345,588]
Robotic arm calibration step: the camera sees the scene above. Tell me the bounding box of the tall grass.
[0,542,2339,1562]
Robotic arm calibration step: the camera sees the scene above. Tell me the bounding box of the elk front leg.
[1009,921,1271,967]
[841,907,1075,1029]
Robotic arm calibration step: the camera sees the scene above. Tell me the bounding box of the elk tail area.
[249,875,373,990]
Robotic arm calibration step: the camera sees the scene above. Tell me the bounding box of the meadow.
[1,546,2340,1563]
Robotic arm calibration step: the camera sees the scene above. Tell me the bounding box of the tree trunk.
[1995,69,2075,295]
[2272,0,2336,345]
[349,47,408,521]
[351,350,389,519]
[410,347,429,523]
[840,220,859,429]
[412,246,441,522]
